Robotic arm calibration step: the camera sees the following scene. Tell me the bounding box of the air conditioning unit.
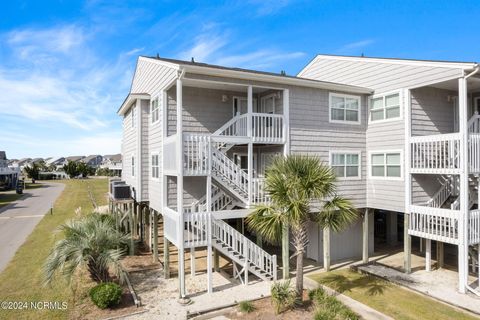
[110,180,125,195]
[112,184,131,200]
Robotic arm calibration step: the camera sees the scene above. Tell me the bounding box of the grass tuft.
[238,300,255,313]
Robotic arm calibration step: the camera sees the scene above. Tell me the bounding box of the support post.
[247,85,253,206]
[437,241,444,269]
[153,212,158,262]
[362,208,370,264]
[478,243,480,286]
[206,174,213,293]
[404,213,412,273]
[164,236,170,279]
[282,223,289,279]
[425,239,431,271]
[458,76,469,294]
[323,227,331,271]
[190,248,195,278]
[129,204,134,256]
[176,74,186,298]
[214,249,219,272]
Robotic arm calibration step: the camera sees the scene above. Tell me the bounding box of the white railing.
[212,219,276,280]
[184,185,233,213]
[183,133,210,175]
[469,210,480,245]
[211,147,249,200]
[468,112,480,133]
[469,134,480,173]
[410,133,461,174]
[163,207,180,246]
[214,114,248,137]
[426,178,453,208]
[409,205,460,244]
[252,113,284,143]
[163,135,177,173]
[184,212,210,248]
[252,178,270,204]
[451,188,476,211]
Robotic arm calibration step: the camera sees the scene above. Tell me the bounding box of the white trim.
[328,150,362,180]
[368,150,404,181]
[151,94,161,124]
[299,55,477,75]
[368,90,403,124]
[143,56,373,94]
[150,151,160,181]
[404,89,412,213]
[328,92,362,125]
[118,94,150,116]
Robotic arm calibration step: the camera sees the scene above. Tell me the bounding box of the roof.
[298,54,478,76]
[82,155,102,163]
[66,156,85,162]
[104,154,122,162]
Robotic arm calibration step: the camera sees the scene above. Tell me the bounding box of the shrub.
[89,282,123,309]
[308,287,326,302]
[314,309,336,320]
[270,280,296,314]
[238,300,255,313]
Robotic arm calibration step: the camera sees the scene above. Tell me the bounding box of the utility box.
[112,184,131,200]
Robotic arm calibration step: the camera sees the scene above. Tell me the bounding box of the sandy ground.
[127,269,271,320]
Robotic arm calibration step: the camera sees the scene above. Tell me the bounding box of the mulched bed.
[226,291,316,320]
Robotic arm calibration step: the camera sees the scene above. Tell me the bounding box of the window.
[151,98,159,123]
[233,97,258,116]
[370,93,401,122]
[329,93,361,124]
[151,154,159,178]
[371,152,401,178]
[131,156,135,177]
[330,152,360,179]
[131,106,136,128]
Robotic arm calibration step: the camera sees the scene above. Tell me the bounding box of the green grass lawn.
[310,269,479,320]
[0,179,108,320]
[0,193,23,208]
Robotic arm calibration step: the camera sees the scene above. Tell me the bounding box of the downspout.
[463,63,480,296]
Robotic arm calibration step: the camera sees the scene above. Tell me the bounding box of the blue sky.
[1,0,479,159]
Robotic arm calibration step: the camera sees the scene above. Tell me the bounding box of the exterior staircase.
[211,219,277,282]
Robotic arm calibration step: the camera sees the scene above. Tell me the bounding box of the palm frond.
[245,204,285,245]
[316,196,358,233]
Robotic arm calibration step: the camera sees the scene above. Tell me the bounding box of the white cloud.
[178,32,228,62]
[247,0,295,16]
[336,39,376,53]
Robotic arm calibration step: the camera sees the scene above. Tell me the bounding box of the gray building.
[117,55,480,297]
[0,151,20,190]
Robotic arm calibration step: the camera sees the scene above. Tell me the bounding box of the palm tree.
[44,213,130,285]
[246,155,358,299]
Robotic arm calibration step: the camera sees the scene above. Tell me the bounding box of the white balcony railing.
[252,113,284,144]
[410,133,461,174]
[469,134,480,173]
[469,209,480,245]
[409,205,460,244]
[0,167,20,174]
[252,178,271,204]
[183,133,210,176]
[163,135,177,173]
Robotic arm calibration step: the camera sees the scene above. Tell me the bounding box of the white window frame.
[328,150,362,180]
[368,150,403,180]
[131,155,135,177]
[151,152,160,180]
[368,90,403,124]
[131,106,136,128]
[328,93,362,125]
[151,95,160,124]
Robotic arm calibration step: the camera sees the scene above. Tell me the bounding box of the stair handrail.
[213,114,248,137]
[468,112,480,134]
[427,177,453,208]
[211,146,249,197]
[212,219,276,279]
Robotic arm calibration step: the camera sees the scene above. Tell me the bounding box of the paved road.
[0,182,65,272]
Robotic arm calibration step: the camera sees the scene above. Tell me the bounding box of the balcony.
[408,205,460,244]
[410,133,461,174]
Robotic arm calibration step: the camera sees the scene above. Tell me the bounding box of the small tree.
[63,161,79,178]
[44,213,130,285]
[246,155,358,300]
[77,162,91,178]
[24,163,40,181]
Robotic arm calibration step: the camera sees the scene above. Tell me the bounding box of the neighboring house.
[117,54,480,297]
[101,154,122,176]
[46,157,66,170]
[81,155,103,167]
[65,156,85,163]
[0,151,20,190]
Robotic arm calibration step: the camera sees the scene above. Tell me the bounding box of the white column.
[206,174,213,293]
[176,76,186,298]
[362,208,370,264]
[247,85,253,206]
[283,89,289,150]
[190,248,195,277]
[425,239,431,271]
[458,76,469,293]
[403,88,412,274]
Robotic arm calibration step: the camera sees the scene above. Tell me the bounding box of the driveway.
[0,182,65,272]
